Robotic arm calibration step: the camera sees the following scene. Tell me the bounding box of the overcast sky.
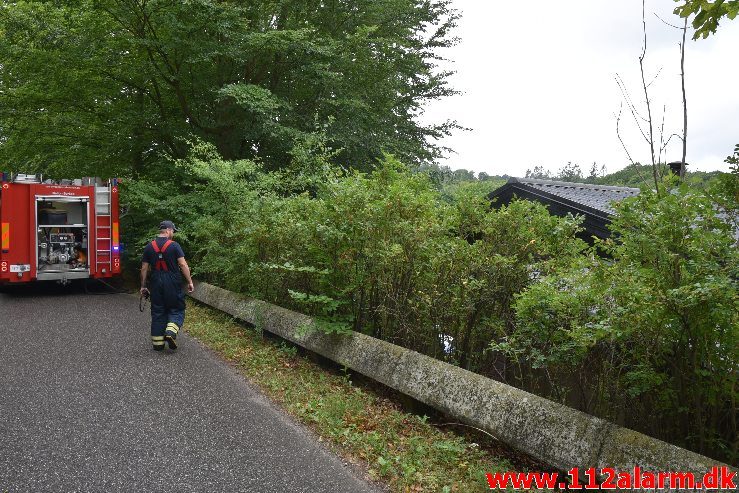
[422,0,739,177]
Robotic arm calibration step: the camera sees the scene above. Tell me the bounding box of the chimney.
[668,161,688,176]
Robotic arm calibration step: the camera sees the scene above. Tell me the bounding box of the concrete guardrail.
[190,281,733,485]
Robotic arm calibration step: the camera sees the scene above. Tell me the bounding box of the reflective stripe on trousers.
[149,270,185,344]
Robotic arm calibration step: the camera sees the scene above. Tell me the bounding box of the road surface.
[0,284,380,493]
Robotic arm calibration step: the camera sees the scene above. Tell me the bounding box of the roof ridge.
[510,177,641,193]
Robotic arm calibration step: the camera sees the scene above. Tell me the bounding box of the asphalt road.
[0,284,380,493]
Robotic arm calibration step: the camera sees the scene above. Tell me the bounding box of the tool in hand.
[139,287,150,312]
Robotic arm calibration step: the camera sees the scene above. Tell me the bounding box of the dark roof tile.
[509,178,640,215]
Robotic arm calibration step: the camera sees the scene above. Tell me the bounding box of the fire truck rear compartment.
[36,198,90,280]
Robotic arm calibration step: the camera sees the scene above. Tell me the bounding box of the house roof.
[488,177,738,244]
[501,178,641,215]
[488,178,642,240]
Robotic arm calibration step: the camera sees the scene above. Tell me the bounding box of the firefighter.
[139,220,194,351]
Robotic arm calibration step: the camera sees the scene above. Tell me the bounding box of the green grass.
[184,300,525,492]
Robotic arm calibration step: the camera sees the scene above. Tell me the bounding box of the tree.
[524,162,585,183]
[586,162,607,183]
[615,0,690,189]
[0,0,460,178]
[554,161,583,182]
[674,2,738,183]
[674,0,739,39]
[417,162,453,188]
[525,165,550,179]
[452,168,475,182]
[727,144,739,168]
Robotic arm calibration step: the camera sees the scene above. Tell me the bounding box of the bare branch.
[646,66,664,89]
[615,74,649,142]
[654,13,683,30]
[615,73,647,123]
[615,105,651,187]
[639,0,659,191]
[615,103,636,166]
[658,105,666,164]
[662,132,684,151]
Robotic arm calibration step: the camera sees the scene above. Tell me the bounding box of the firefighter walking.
[140,220,194,351]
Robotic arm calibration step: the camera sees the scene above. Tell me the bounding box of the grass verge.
[184,299,535,492]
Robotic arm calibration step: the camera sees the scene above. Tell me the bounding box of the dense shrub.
[122,144,585,355]
[509,179,738,462]
[122,145,737,462]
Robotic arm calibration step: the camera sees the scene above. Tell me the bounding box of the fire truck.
[0,173,121,285]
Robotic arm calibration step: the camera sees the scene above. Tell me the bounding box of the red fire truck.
[0,173,121,285]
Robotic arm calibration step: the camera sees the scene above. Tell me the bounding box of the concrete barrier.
[190,281,733,483]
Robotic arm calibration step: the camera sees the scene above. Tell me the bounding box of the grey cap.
[159,220,179,232]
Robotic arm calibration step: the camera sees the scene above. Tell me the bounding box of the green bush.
[123,147,585,361]
[122,144,737,463]
[510,178,738,461]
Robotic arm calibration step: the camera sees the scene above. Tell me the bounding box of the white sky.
[422,0,739,177]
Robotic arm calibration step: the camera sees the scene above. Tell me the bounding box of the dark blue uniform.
[142,237,186,349]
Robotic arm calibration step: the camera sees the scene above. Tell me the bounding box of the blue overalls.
[149,239,185,350]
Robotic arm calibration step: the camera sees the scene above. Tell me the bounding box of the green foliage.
[554,162,583,182]
[524,165,551,180]
[674,0,739,39]
[525,161,594,183]
[522,162,725,188]
[508,178,738,460]
[727,144,739,167]
[121,143,737,461]
[0,0,460,177]
[120,140,270,264]
[123,151,585,357]
[439,178,507,204]
[705,146,739,251]
[607,164,724,188]
[593,163,667,187]
[414,162,508,201]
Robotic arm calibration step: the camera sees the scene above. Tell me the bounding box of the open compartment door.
[35,195,91,281]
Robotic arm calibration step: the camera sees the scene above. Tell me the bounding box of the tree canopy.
[674,0,739,39]
[0,0,460,177]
